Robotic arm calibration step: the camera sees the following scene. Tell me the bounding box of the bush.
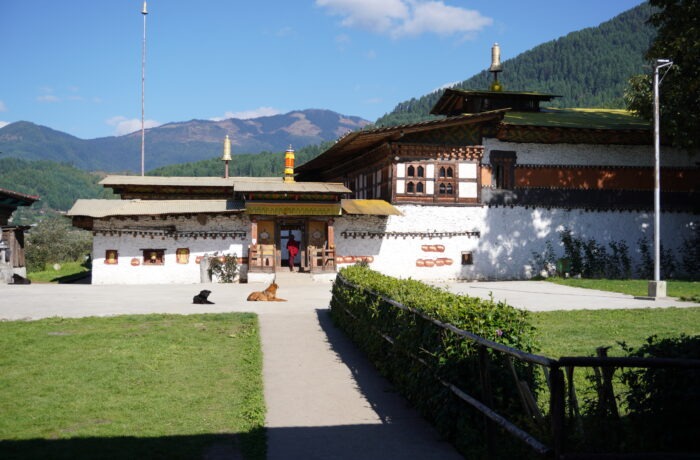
[619,335,700,452]
[207,254,239,283]
[331,265,539,458]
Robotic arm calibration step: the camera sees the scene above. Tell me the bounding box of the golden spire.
[284,145,295,183]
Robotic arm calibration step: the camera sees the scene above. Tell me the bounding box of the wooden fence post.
[550,365,566,458]
[479,345,496,458]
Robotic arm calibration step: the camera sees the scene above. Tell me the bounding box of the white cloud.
[394,1,492,37]
[107,116,161,136]
[276,26,295,37]
[432,80,461,92]
[37,94,60,103]
[317,0,408,33]
[211,107,282,121]
[0,121,9,129]
[316,0,491,38]
[0,100,7,112]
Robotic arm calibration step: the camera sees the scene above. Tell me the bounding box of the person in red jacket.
[286,234,300,271]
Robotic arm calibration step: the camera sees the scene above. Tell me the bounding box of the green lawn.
[27,261,90,283]
[545,278,700,302]
[531,307,700,418]
[0,313,265,460]
[531,307,700,358]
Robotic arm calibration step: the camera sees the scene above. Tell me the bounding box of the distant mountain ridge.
[0,109,370,173]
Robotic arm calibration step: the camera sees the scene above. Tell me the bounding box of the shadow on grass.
[0,428,265,460]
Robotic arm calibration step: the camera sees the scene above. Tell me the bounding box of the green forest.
[149,142,333,177]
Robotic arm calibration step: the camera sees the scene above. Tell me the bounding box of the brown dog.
[247,282,287,301]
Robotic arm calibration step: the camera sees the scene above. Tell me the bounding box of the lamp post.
[649,58,672,299]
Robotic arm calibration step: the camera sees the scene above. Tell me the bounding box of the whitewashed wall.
[335,206,697,281]
[483,139,695,167]
[91,215,251,284]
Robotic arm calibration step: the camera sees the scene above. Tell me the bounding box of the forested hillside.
[375,3,655,127]
[0,158,112,224]
[150,142,333,177]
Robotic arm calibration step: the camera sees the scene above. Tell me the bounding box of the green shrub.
[331,265,540,458]
[207,254,239,283]
[619,334,700,452]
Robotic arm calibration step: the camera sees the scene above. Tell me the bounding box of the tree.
[25,217,92,272]
[625,0,700,152]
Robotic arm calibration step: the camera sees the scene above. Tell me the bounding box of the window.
[105,249,118,264]
[407,182,415,193]
[439,166,454,178]
[143,249,165,265]
[406,164,425,178]
[461,251,473,265]
[416,182,424,193]
[176,248,190,264]
[439,183,454,195]
[490,150,517,189]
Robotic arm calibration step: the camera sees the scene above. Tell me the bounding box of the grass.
[531,307,700,358]
[530,307,700,419]
[0,313,266,460]
[27,261,90,283]
[545,277,700,302]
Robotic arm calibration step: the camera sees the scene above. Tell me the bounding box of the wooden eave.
[296,110,507,179]
[496,124,652,145]
[0,188,40,208]
[430,88,559,116]
[109,185,233,200]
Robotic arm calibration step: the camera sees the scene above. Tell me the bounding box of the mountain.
[375,3,656,127]
[0,109,370,173]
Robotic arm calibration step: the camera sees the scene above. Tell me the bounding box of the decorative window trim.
[142,249,165,265]
[176,248,190,264]
[105,249,118,265]
[461,251,474,265]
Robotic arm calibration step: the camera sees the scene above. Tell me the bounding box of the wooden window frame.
[142,249,165,266]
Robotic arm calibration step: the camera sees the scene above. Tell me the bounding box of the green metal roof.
[503,108,650,130]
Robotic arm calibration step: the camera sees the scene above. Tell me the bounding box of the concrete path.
[434,280,700,311]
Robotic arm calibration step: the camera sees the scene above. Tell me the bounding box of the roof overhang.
[296,110,507,177]
[0,188,40,208]
[67,199,245,218]
[341,199,402,216]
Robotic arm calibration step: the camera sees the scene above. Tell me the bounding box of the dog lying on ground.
[247,282,287,301]
[193,289,214,304]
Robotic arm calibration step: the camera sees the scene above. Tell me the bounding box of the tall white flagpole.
[141,1,148,176]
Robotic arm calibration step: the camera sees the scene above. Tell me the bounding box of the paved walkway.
[1,277,697,459]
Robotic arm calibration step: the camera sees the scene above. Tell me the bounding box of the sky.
[0,0,645,140]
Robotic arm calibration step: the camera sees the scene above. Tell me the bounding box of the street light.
[649,58,672,299]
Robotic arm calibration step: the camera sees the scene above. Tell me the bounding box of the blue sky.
[0,0,644,140]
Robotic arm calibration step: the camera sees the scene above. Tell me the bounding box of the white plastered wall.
[335,205,697,281]
[91,214,251,284]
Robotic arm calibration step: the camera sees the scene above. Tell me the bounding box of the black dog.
[193,289,214,304]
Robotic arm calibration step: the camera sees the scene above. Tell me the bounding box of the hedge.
[330,265,541,458]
